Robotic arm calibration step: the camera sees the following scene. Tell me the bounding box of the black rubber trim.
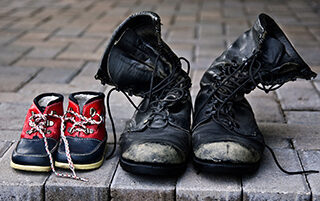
[192,156,260,174]
[120,157,186,176]
[69,91,105,106]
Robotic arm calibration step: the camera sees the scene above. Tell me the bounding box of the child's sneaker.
[55,91,107,170]
[11,93,64,172]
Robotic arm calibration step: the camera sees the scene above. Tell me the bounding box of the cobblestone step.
[0,123,319,200]
[0,0,319,200]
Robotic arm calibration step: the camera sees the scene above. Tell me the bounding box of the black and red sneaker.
[55,91,107,170]
[11,93,64,172]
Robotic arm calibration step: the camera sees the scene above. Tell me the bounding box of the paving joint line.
[290,139,314,201]
[272,91,287,123]
[14,67,44,92]
[0,141,13,158]
[65,60,88,84]
[107,156,120,200]
[44,27,61,41]
[2,30,27,47]
[9,45,33,66]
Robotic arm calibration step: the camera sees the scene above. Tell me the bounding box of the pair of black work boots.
[95,11,317,176]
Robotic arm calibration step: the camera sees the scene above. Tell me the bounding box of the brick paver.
[0,0,319,200]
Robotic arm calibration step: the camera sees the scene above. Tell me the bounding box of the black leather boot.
[192,13,317,174]
[95,11,192,175]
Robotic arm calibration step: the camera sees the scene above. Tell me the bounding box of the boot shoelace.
[195,51,318,175]
[194,51,284,128]
[105,56,191,159]
[27,110,102,182]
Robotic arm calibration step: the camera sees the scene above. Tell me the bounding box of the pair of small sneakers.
[10,91,107,181]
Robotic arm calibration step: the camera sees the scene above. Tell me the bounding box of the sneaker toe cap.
[122,143,184,164]
[194,141,260,163]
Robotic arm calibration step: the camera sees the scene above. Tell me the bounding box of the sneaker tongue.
[73,94,99,114]
[36,95,61,113]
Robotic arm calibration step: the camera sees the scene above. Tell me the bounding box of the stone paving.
[0,0,319,200]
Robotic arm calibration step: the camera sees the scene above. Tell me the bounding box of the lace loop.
[65,109,103,135]
[196,52,289,129]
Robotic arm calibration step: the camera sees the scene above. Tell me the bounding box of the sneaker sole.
[120,157,186,176]
[54,156,105,170]
[10,160,51,172]
[55,144,108,170]
[193,156,260,174]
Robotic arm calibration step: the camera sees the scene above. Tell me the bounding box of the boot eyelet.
[26,130,32,134]
[90,108,96,116]
[46,130,52,134]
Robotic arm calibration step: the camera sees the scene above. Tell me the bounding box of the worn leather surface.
[96,11,192,165]
[193,13,317,162]
[96,11,181,97]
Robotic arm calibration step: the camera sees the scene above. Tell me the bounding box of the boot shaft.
[194,13,317,131]
[201,13,316,96]
[95,11,189,97]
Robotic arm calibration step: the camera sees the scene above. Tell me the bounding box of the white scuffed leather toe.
[194,141,260,163]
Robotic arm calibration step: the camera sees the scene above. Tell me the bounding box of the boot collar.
[95,11,182,97]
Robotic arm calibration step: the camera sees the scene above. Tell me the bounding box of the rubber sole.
[193,156,260,174]
[120,157,186,176]
[55,156,105,170]
[55,145,108,170]
[10,160,51,172]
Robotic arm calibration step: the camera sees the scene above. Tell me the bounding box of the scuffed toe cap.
[122,143,184,164]
[194,141,261,163]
